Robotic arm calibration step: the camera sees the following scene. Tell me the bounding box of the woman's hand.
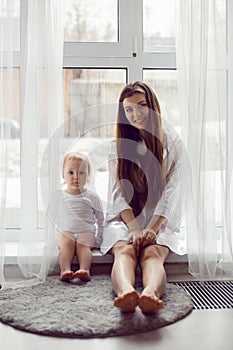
[128,229,157,255]
[139,228,157,249]
[127,230,141,244]
[127,230,142,256]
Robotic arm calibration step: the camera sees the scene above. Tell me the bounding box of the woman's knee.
[112,243,137,261]
[140,244,169,262]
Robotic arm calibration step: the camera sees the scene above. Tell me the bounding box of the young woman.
[101,81,191,313]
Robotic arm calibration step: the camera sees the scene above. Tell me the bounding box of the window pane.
[144,69,227,227]
[63,68,126,136]
[208,0,226,63]
[64,0,118,42]
[0,0,20,51]
[143,0,176,53]
[143,69,178,125]
[38,69,126,228]
[0,69,20,228]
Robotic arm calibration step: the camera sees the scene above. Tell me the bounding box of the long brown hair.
[116,81,165,216]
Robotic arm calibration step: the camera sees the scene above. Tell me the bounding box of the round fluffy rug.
[0,275,193,338]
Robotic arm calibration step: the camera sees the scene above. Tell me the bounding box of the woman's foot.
[139,292,164,314]
[114,290,139,313]
[60,270,74,282]
[74,269,91,282]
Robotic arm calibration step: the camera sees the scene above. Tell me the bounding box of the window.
[63,68,126,132]
[1,69,20,228]
[1,0,20,230]
[143,0,176,52]
[4,0,229,240]
[38,68,126,227]
[0,0,184,234]
[64,0,118,42]
[0,0,20,50]
[143,69,178,125]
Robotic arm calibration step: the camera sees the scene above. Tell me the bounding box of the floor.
[1,309,232,350]
[1,269,233,350]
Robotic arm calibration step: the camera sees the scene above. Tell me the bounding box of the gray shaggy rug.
[0,275,193,338]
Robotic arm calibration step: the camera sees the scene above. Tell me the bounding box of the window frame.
[6,0,230,245]
[7,0,176,241]
[63,0,176,74]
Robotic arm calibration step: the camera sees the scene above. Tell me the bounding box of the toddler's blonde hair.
[62,151,91,179]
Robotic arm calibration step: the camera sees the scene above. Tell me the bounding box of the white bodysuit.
[57,190,104,245]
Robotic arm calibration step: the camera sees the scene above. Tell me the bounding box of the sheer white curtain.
[177,0,233,279]
[0,0,64,285]
[0,0,16,284]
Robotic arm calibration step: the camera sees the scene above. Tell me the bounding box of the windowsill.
[4,241,188,265]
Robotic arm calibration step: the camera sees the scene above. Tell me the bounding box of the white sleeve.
[154,133,192,232]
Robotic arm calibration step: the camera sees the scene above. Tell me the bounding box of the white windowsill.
[4,241,188,265]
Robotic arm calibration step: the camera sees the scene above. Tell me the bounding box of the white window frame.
[63,0,176,75]
[6,0,175,242]
[6,0,231,248]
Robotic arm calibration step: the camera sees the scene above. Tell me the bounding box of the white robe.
[100,122,192,255]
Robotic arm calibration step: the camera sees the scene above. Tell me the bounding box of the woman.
[101,81,191,313]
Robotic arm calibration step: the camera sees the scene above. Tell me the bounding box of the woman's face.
[122,92,149,130]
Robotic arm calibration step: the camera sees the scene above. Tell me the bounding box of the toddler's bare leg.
[74,232,95,281]
[59,233,76,281]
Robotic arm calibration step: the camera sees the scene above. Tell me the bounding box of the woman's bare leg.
[59,234,76,281]
[111,242,139,312]
[139,244,169,313]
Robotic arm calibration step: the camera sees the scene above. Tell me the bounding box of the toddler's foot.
[114,291,139,313]
[139,293,164,314]
[74,269,91,282]
[60,271,74,282]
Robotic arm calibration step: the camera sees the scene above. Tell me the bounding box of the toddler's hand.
[93,242,101,249]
